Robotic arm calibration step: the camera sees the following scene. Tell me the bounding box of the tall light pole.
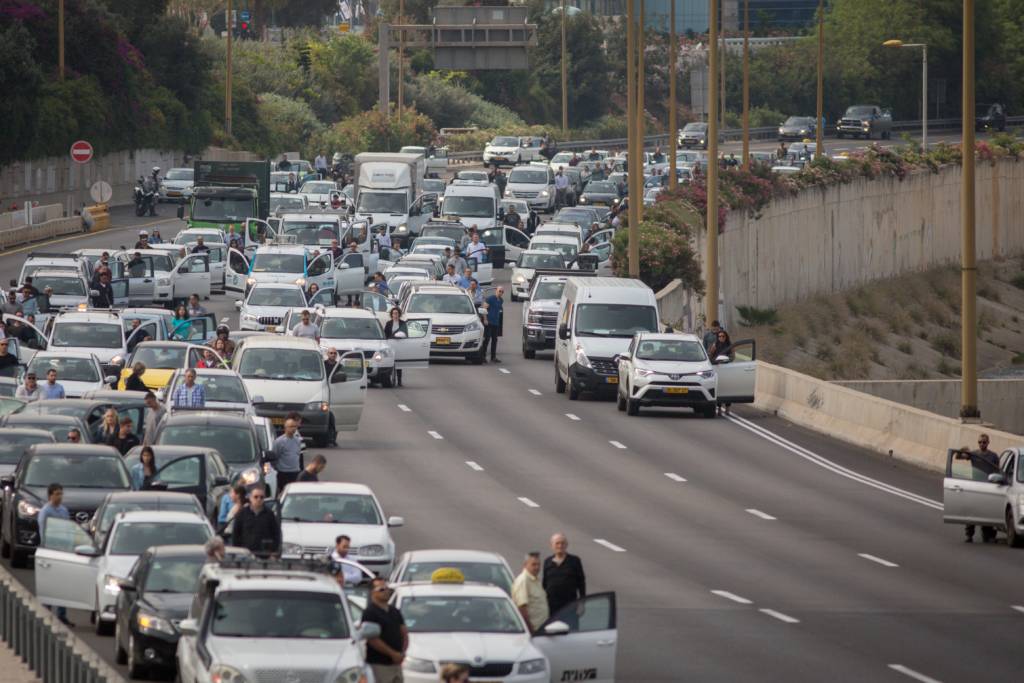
[961,0,978,419]
[561,0,569,134]
[626,0,639,277]
[668,0,678,190]
[636,0,645,221]
[58,0,65,81]
[226,0,233,136]
[814,0,823,158]
[741,0,749,168]
[883,39,928,150]
[706,0,719,325]
[398,0,405,120]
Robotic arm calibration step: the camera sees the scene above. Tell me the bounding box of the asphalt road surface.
[1,182,1022,682]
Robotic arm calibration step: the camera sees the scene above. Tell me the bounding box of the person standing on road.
[446,249,467,275]
[480,286,504,363]
[39,369,65,400]
[0,340,18,373]
[512,552,549,633]
[191,236,210,254]
[554,168,570,209]
[1,290,19,315]
[231,487,280,557]
[384,308,408,387]
[330,534,365,585]
[543,533,586,616]
[92,272,115,308]
[272,418,304,496]
[125,362,148,392]
[291,309,320,339]
[15,372,39,402]
[315,151,329,179]
[464,232,488,265]
[131,446,158,490]
[702,320,721,351]
[297,454,327,482]
[324,348,340,376]
[112,416,140,455]
[187,293,207,317]
[957,434,1000,543]
[467,279,484,306]
[362,576,409,683]
[442,264,461,285]
[172,368,205,409]
[38,483,74,626]
[95,408,119,444]
[217,484,247,537]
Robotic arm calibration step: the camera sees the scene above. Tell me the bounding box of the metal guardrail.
[0,564,127,683]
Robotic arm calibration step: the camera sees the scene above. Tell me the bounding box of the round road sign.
[70,140,93,164]
[89,180,112,204]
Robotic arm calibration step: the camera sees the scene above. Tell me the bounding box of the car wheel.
[114,623,128,664]
[468,353,484,365]
[555,367,566,394]
[567,377,579,401]
[617,390,626,412]
[510,293,518,302]
[522,342,536,359]
[1007,507,1023,548]
[126,634,146,680]
[96,615,114,635]
[381,367,395,388]
[702,405,717,419]
[1,526,10,559]
[10,544,27,569]
[626,397,640,416]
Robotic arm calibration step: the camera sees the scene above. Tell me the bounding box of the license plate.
[363,360,370,367]
[665,387,689,394]
[271,417,286,426]
[167,191,181,197]
[436,337,451,345]
[265,325,277,333]
[593,201,607,206]
[605,376,618,384]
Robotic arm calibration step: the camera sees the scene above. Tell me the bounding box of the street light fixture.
[883,39,928,150]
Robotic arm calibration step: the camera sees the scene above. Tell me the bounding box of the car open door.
[468,257,494,286]
[328,350,366,432]
[153,454,209,508]
[505,226,530,264]
[126,320,160,352]
[532,592,618,683]
[170,316,216,343]
[592,243,614,276]
[2,315,48,355]
[121,256,156,305]
[335,253,365,294]
[715,338,756,405]
[189,243,226,292]
[226,248,250,294]
[34,517,100,611]
[942,448,1008,527]
[172,254,211,300]
[245,218,277,249]
[308,287,336,309]
[306,252,335,291]
[109,278,131,307]
[390,318,430,369]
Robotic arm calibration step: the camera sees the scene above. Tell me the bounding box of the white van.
[440,180,500,232]
[554,277,660,400]
[505,166,556,213]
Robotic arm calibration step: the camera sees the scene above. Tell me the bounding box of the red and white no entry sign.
[70,140,93,164]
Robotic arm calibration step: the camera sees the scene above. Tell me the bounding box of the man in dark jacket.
[91,272,115,308]
[480,286,504,363]
[231,488,280,557]
[542,533,586,616]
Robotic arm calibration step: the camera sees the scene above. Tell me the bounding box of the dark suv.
[976,103,1007,132]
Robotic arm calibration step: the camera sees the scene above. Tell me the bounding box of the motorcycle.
[133,176,158,217]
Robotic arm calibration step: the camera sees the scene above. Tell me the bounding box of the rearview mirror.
[103,375,117,385]
[0,475,14,488]
[387,516,404,528]
[178,618,198,636]
[988,473,1008,485]
[356,622,381,641]
[90,290,100,298]
[213,476,230,487]
[542,620,571,636]
[558,324,569,340]
[119,579,137,592]
[715,355,731,364]
[8,279,15,287]
[330,370,347,384]
[74,544,100,557]
[392,331,407,339]
[234,301,243,310]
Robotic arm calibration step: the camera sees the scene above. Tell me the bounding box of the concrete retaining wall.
[833,379,1024,437]
[715,158,1024,328]
[755,361,1021,473]
[655,278,703,332]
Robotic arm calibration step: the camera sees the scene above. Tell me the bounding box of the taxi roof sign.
[430,567,465,584]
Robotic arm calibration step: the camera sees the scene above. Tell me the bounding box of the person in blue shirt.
[38,369,65,400]
[130,446,157,490]
[481,286,504,363]
[218,484,247,537]
[38,483,73,626]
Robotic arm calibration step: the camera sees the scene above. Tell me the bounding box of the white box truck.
[353,152,438,246]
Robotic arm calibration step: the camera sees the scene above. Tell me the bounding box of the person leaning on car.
[955,434,1000,543]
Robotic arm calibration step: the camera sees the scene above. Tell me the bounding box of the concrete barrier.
[0,216,83,251]
[655,278,703,333]
[754,361,1021,473]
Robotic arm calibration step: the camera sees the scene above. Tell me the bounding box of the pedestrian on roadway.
[481,286,504,363]
[140,392,164,448]
[543,533,587,617]
[131,446,158,490]
[95,408,119,444]
[14,372,40,402]
[218,484,247,537]
[112,416,140,455]
[956,434,1000,542]
[362,576,409,683]
[125,362,148,392]
[91,272,115,308]
[271,418,304,496]
[66,428,82,444]
[297,454,327,482]
[291,309,320,339]
[384,308,408,387]
[172,368,206,409]
[204,536,226,562]
[39,369,65,400]
[191,236,210,254]
[231,487,280,557]
[442,264,461,285]
[330,535,365,585]
[38,483,74,626]
[702,320,721,351]
[187,293,207,317]
[512,552,549,633]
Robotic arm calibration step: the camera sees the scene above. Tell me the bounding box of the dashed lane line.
[858,553,899,568]
[745,509,777,521]
[609,440,627,449]
[759,608,799,624]
[593,538,627,552]
[664,473,687,482]
[565,413,581,421]
[710,590,753,605]
[528,389,542,396]
[428,430,444,440]
[397,404,412,412]
[888,665,943,683]
[465,461,484,471]
[517,497,540,508]
[498,368,511,374]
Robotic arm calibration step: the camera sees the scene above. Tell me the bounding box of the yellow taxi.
[116,341,225,392]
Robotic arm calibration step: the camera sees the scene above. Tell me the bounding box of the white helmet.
[152,166,160,174]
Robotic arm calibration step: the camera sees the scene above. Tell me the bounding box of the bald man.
[542,533,586,616]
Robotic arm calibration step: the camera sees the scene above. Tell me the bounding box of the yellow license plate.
[436,337,451,345]
[363,360,370,367]
[594,201,607,206]
[271,417,286,426]
[665,387,689,394]
[605,376,619,384]
[265,325,277,333]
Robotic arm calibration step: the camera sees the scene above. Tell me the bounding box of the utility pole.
[226,0,233,136]
[719,28,726,130]
[58,0,65,81]
[741,0,749,168]
[706,0,719,325]
[636,0,645,221]
[561,0,569,133]
[398,0,405,120]
[961,0,978,419]
[627,0,639,278]
[668,0,678,190]
[815,0,823,158]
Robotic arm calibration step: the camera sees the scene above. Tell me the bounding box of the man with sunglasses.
[362,577,408,683]
[14,372,39,402]
[956,433,1000,543]
[66,429,82,444]
[231,487,280,558]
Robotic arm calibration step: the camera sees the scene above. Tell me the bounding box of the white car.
[172,228,226,246]
[527,235,579,268]
[509,250,567,302]
[245,244,341,292]
[27,269,91,311]
[547,151,576,174]
[942,447,1024,546]
[390,549,514,593]
[235,282,308,332]
[402,286,484,363]
[315,307,430,388]
[616,332,757,416]
[279,482,403,575]
[26,352,112,397]
[19,253,91,286]
[393,575,618,683]
[483,135,523,166]
[159,167,194,203]
[270,191,308,215]
[34,509,213,635]
[115,248,212,306]
[47,310,128,364]
[164,368,254,413]
[298,179,341,207]
[505,166,556,212]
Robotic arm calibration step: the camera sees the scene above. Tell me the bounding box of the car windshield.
[784,117,811,126]
[509,169,548,184]
[683,122,707,132]
[184,374,248,403]
[32,276,85,296]
[421,227,465,242]
[531,242,577,259]
[321,317,384,340]
[585,182,617,194]
[500,201,528,214]
[22,263,78,279]
[406,294,475,315]
[110,521,210,556]
[403,562,513,593]
[442,196,494,218]
[27,356,99,382]
[130,346,187,370]
[401,596,523,634]
[23,454,129,488]
[51,323,122,349]
[158,425,256,464]
[635,339,706,361]
[247,288,306,307]
[212,591,349,639]
[518,253,565,269]
[552,153,573,163]
[271,197,306,213]
[252,253,304,274]
[192,196,255,222]
[237,348,324,381]
[174,231,219,245]
[356,192,407,214]
[280,492,381,524]
[300,182,335,194]
[98,500,204,535]
[533,282,565,300]
[144,555,205,593]
[165,169,193,181]
[491,137,519,147]
[0,433,52,464]
[281,222,340,245]
[576,304,658,338]
[845,106,875,117]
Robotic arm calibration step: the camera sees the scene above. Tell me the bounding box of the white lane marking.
[609,440,627,449]
[428,430,444,440]
[565,413,581,421]
[725,414,943,510]
[465,461,484,471]
[710,590,753,605]
[888,664,943,683]
[664,473,687,482]
[1012,605,1024,614]
[498,368,511,374]
[517,497,540,508]
[746,508,777,521]
[528,389,542,396]
[759,608,800,624]
[593,538,627,552]
[397,404,412,412]
[858,553,899,568]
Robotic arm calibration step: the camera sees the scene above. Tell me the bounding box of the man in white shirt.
[330,535,365,585]
[291,309,320,339]
[315,151,329,179]
[464,233,488,264]
[554,168,570,209]
[442,264,461,285]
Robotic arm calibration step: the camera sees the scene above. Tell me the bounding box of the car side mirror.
[541,620,571,636]
[387,516,404,528]
[178,618,198,636]
[330,370,347,384]
[357,622,381,641]
[119,579,137,592]
[8,279,16,287]
[148,481,169,491]
[558,324,569,340]
[103,375,117,384]
[178,265,189,274]
[74,544,100,557]
[988,473,1008,485]
[715,355,731,364]
[392,331,407,339]
[234,301,243,310]
[177,206,185,220]
[337,262,350,270]
[213,476,230,487]
[0,475,14,488]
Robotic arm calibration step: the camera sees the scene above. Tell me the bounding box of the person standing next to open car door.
[955,434,1000,543]
[92,271,115,308]
[480,287,504,364]
[232,487,280,558]
[384,308,408,387]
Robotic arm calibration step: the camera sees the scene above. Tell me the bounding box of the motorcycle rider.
[144,167,160,216]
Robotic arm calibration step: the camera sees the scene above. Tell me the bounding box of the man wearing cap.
[15,373,40,402]
[134,230,150,249]
[208,325,235,357]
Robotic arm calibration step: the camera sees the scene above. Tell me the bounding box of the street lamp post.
[706,0,719,326]
[741,0,749,169]
[815,0,823,158]
[226,0,233,136]
[960,1,978,419]
[561,0,569,134]
[58,0,65,81]
[668,0,678,190]
[883,39,928,150]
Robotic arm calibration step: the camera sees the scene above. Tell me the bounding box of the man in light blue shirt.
[38,483,73,626]
[272,418,304,497]
[39,369,65,400]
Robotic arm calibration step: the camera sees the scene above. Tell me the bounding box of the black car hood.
[140,591,194,619]
[23,486,126,519]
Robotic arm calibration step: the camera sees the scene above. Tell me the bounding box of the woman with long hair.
[383,307,408,387]
[131,447,158,490]
[94,408,119,444]
[708,330,735,415]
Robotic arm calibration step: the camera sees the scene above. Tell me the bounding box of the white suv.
[483,135,523,166]
[235,282,307,332]
[401,286,484,364]
[505,166,556,212]
[615,333,718,417]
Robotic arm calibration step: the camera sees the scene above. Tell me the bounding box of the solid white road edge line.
[759,608,799,624]
[593,539,627,552]
[528,389,542,396]
[565,413,581,421]
[517,497,540,508]
[428,430,444,440]
[609,440,627,449]
[397,404,412,412]
[499,368,511,374]
[725,414,943,510]
[888,664,943,683]
[746,509,777,520]
[710,590,753,605]
[664,473,687,482]
[465,461,484,471]
[1012,605,1024,614]
[858,553,899,568]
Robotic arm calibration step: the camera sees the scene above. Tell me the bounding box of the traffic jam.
[0,143,768,683]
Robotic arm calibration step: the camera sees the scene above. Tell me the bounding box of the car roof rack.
[217,554,354,577]
[26,253,80,260]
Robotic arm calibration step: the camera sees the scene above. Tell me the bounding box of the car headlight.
[539,190,549,197]
[104,575,122,595]
[579,196,588,203]
[358,544,385,557]
[16,500,39,518]
[778,127,784,133]
[518,658,547,674]
[136,611,176,635]
[157,278,170,286]
[503,188,512,197]
[305,401,329,412]
[294,278,306,286]
[238,467,261,486]
[210,664,246,683]
[512,273,526,284]
[282,542,303,556]
[246,277,256,286]
[395,224,408,234]
[696,369,716,379]
[464,320,482,333]
[334,667,366,683]
[634,368,656,377]
[527,311,544,325]
[242,313,258,322]
[613,197,621,204]
[404,657,436,673]
[373,347,392,360]
[700,138,706,144]
[574,343,591,368]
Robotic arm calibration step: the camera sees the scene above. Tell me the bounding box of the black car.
[976,103,1007,132]
[89,491,206,548]
[777,115,817,141]
[0,444,130,567]
[122,446,231,523]
[114,544,252,679]
[0,413,91,443]
[19,395,149,442]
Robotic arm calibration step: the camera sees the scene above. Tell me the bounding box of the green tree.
[316,108,435,155]
[255,93,323,157]
[530,10,612,127]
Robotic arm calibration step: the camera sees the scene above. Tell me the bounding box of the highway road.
[1,181,1022,682]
